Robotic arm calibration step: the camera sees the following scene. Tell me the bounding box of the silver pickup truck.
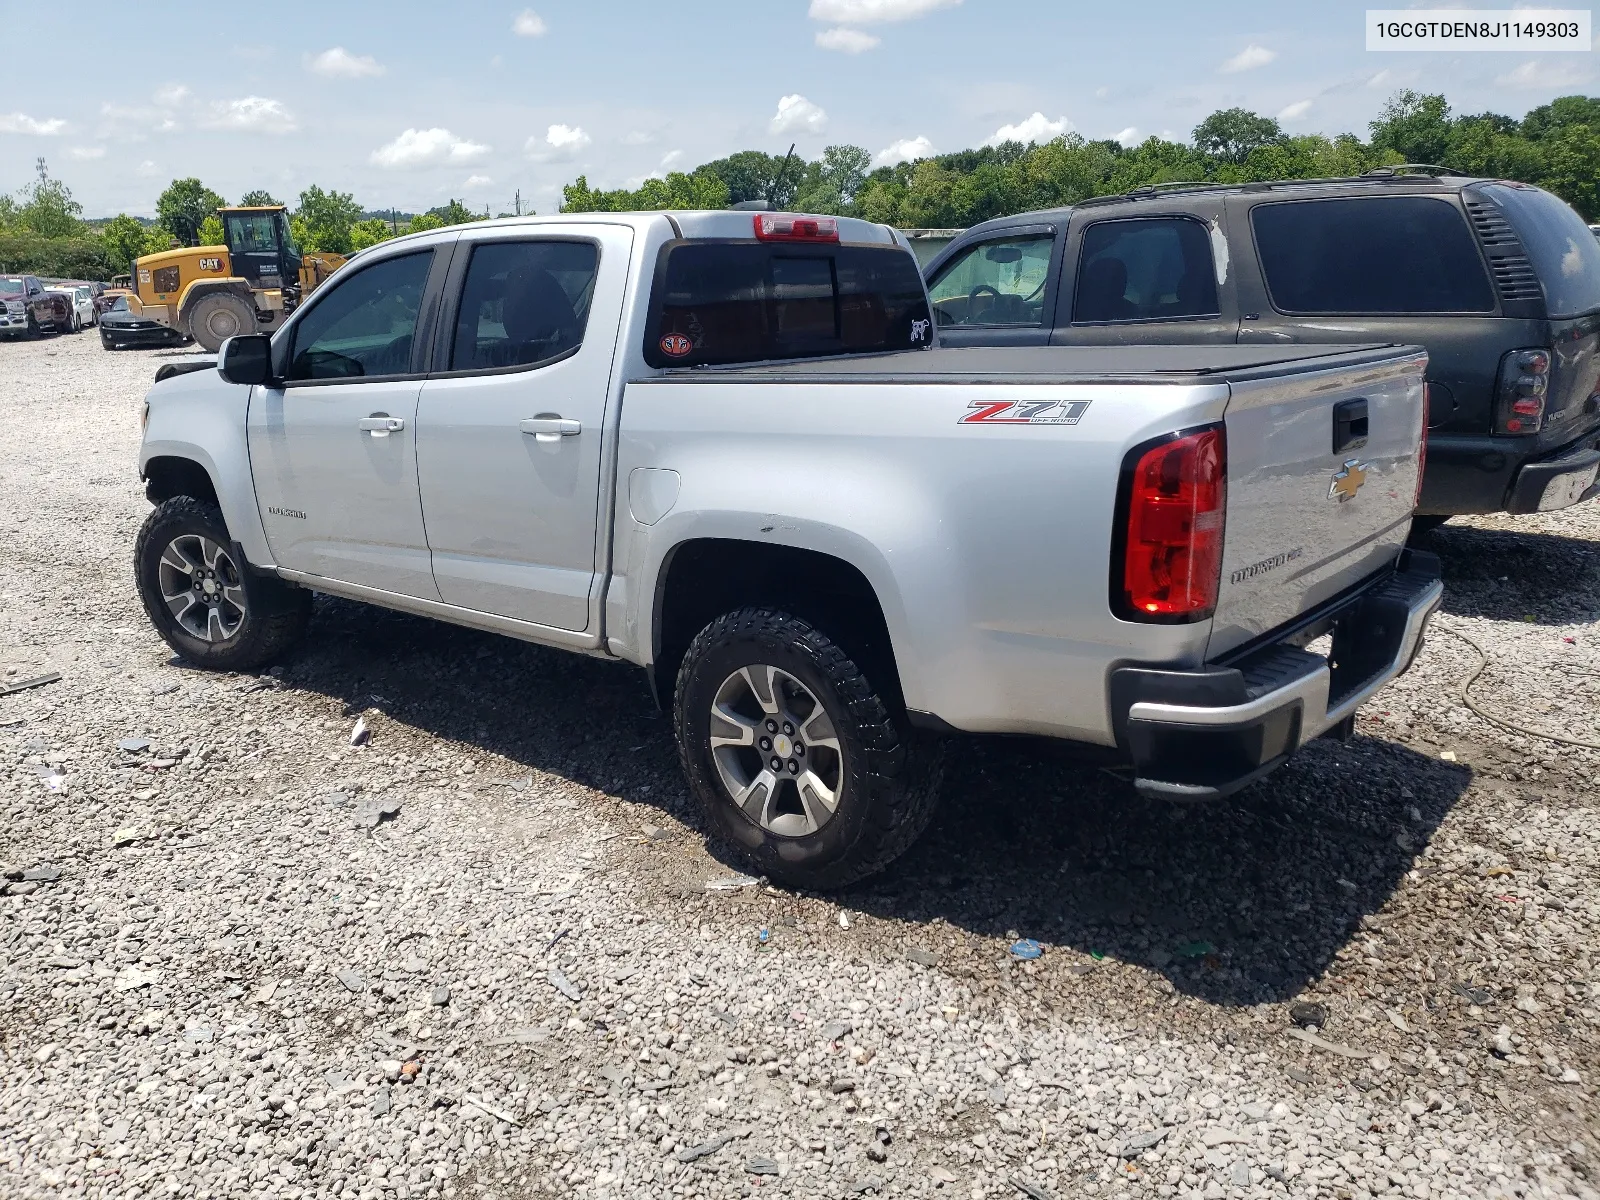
[134,210,1441,888]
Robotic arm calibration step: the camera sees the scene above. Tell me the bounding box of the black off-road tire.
[134,496,311,671]
[188,293,257,353]
[674,606,943,890]
[25,312,41,340]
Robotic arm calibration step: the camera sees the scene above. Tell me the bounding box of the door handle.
[520,416,581,443]
[359,416,405,436]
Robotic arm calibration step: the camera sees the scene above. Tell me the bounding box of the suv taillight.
[1416,383,1430,508]
[1494,348,1551,435]
[1115,426,1226,622]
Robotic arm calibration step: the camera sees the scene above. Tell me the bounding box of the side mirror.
[218,333,275,386]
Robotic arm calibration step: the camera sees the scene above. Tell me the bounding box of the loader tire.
[189,293,258,353]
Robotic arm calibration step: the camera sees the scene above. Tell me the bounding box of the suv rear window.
[1476,183,1600,318]
[1251,196,1495,315]
[645,241,932,368]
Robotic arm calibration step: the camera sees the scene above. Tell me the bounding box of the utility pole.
[515,189,521,217]
[390,209,398,234]
[36,156,48,184]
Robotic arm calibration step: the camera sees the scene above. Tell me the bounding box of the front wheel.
[188,293,257,353]
[134,496,311,671]
[674,607,942,890]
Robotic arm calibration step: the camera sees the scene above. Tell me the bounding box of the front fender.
[138,368,271,567]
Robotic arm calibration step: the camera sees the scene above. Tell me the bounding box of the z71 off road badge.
[1329,459,1369,502]
[959,399,1091,426]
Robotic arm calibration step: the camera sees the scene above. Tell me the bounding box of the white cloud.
[203,97,297,134]
[0,112,66,135]
[622,129,656,145]
[137,159,158,177]
[371,127,490,168]
[1496,58,1592,88]
[1367,68,1393,88]
[986,112,1072,146]
[1277,99,1312,122]
[526,123,591,161]
[1111,127,1140,147]
[808,0,959,24]
[874,135,934,166]
[1221,43,1276,73]
[771,94,828,135]
[463,174,494,188]
[153,83,190,107]
[513,9,547,36]
[816,27,881,53]
[660,149,684,168]
[67,145,106,160]
[1094,86,1110,99]
[306,47,385,79]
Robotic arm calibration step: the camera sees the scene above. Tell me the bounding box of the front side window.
[226,213,278,254]
[287,251,432,381]
[449,240,599,371]
[928,236,1053,326]
[646,242,931,368]
[1074,217,1219,324]
[1251,196,1495,315]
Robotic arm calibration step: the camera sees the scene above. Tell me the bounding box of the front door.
[416,225,631,632]
[1053,203,1240,346]
[247,246,447,598]
[925,224,1062,347]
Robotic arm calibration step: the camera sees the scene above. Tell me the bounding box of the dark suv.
[922,169,1600,521]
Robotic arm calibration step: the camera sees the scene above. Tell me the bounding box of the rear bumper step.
[1109,550,1443,800]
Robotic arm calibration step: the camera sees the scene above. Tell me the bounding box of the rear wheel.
[134,497,311,671]
[674,607,942,890]
[188,293,257,353]
[25,313,41,340]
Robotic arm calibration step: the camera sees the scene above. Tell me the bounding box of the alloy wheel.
[157,534,246,642]
[708,664,844,837]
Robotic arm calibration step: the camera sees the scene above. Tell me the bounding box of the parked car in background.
[131,210,1435,887]
[96,277,132,319]
[47,283,95,331]
[100,294,189,350]
[0,274,71,337]
[923,170,1600,524]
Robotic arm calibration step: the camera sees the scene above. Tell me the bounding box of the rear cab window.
[1250,196,1495,314]
[644,240,932,368]
[1073,217,1219,324]
[1474,183,1600,318]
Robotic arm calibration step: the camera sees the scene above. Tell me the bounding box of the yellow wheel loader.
[130,206,346,352]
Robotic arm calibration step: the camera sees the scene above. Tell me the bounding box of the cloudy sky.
[4,0,1596,217]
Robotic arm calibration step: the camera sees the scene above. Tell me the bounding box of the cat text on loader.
[129,206,346,352]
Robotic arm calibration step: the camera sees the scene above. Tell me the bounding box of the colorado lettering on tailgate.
[959,399,1091,426]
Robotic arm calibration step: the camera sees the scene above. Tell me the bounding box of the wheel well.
[143,457,220,510]
[652,538,904,714]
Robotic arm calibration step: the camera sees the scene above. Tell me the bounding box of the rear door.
[1053,200,1239,346]
[415,223,631,632]
[1230,192,1506,435]
[1208,350,1427,656]
[925,223,1062,347]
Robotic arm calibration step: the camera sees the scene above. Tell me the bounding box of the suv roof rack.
[1075,163,1474,208]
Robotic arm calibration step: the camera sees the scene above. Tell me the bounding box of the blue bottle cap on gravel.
[1009,939,1044,961]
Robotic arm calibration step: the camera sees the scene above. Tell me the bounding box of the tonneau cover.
[642,343,1422,385]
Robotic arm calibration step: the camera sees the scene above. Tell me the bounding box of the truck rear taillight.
[1493,348,1550,435]
[1416,383,1429,508]
[752,213,839,243]
[1115,425,1227,622]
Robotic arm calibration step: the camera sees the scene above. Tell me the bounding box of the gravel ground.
[0,330,1596,1200]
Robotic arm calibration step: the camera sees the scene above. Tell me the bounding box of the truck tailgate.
[1208,348,1428,658]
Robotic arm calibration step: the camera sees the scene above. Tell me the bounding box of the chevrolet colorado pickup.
[134,210,1440,887]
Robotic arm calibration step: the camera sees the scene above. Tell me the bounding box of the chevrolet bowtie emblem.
[1329,459,1369,503]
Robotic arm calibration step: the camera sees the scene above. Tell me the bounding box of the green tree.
[349,218,395,251]
[101,214,151,273]
[404,212,446,233]
[239,189,281,207]
[156,178,226,246]
[1368,90,1454,165]
[295,184,363,254]
[560,170,727,213]
[426,198,481,226]
[198,214,225,246]
[1192,109,1284,163]
[1532,122,1600,219]
[15,177,84,238]
[701,150,792,205]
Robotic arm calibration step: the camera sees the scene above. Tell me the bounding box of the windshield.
[0,276,24,295]
[278,212,301,263]
[109,296,129,312]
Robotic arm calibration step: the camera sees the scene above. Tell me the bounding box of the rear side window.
[1074,217,1218,324]
[645,242,932,368]
[1476,183,1600,318]
[1251,196,1495,315]
[450,240,599,371]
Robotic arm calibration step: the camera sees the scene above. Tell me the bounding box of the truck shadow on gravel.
[283,595,1472,1010]
[1429,523,1600,625]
